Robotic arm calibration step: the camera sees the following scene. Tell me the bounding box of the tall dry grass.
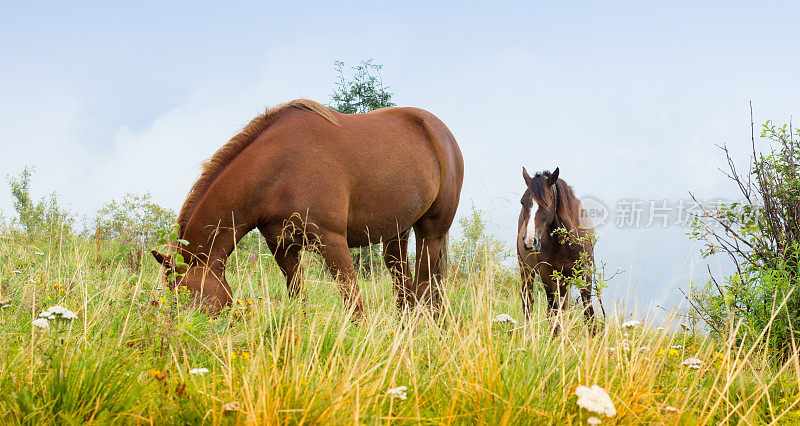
[1,228,799,424]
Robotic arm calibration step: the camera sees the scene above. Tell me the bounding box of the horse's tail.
[435,233,450,281]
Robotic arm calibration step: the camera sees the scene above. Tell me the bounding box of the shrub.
[93,192,175,246]
[689,114,800,356]
[451,202,513,289]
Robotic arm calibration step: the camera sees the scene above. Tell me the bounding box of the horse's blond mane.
[177,99,337,235]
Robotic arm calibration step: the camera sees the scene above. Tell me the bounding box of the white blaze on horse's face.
[524,202,538,250]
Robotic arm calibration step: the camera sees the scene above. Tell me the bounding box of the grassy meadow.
[1,226,800,425]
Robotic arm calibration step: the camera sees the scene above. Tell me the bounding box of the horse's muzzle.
[523,238,540,252]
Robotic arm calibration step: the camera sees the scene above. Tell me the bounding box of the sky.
[1,1,799,316]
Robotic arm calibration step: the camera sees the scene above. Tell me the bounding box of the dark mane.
[530,170,581,231]
[177,99,337,235]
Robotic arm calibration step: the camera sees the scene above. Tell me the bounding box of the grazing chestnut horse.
[517,167,596,332]
[151,99,463,316]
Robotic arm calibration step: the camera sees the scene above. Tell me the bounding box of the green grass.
[2,229,800,424]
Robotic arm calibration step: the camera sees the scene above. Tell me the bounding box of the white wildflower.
[587,416,602,425]
[386,385,408,400]
[492,314,517,324]
[621,319,640,328]
[39,305,77,321]
[662,405,679,412]
[222,401,241,412]
[34,251,45,256]
[189,367,209,375]
[682,357,702,368]
[575,385,616,417]
[32,318,49,330]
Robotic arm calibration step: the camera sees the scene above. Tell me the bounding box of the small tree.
[7,166,73,237]
[330,59,394,114]
[329,59,395,276]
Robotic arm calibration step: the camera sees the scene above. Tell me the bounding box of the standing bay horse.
[517,167,596,333]
[151,99,464,316]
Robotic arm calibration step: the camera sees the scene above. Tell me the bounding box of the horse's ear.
[547,167,560,186]
[150,249,172,268]
[522,167,532,186]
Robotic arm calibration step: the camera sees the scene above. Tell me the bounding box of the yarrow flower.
[682,357,703,369]
[189,367,209,375]
[587,417,602,425]
[39,305,77,321]
[492,314,517,324]
[386,385,408,400]
[575,385,617,418]
[222,401,241,412]
[608,340,631,353]
[621,319,640,329]
[32,318,50,330]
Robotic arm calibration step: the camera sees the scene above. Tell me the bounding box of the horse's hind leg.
[383,230,413,312]
[411,223,446,314]
[319,234,365,319]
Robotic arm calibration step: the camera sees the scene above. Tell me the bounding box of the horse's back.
[246,105,463,244]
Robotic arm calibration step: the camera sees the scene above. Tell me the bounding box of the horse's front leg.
[519,261,537,323]
[580,265,597,335]
[539,266,565,336]
[318,233,365,320]
[263,237,305,300]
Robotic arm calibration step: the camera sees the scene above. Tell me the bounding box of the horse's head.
[150,248,232,313]
[520,167,560,252]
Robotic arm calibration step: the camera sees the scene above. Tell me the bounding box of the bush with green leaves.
[689,117,800,356]
[451,203,513,289]
[94,192,176,246]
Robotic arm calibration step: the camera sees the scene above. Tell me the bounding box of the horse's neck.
[181,217,253,269]
[555,197,579,233]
